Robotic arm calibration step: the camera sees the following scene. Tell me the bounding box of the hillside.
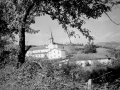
[96,41,120,49]
[63,44,112,60]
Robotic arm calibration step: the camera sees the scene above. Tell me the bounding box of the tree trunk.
[17,28,25,68]
[17,2,34,68]
[25,45,32,54]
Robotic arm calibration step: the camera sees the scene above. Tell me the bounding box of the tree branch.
[23,3,35,22]
[115,1,120,5]
[115,4,120,9]
[25,45,32,54]
[104,12,120,26]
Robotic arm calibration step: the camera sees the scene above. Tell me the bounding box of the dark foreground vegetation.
[0,38,120,90]
[0,47,120,90]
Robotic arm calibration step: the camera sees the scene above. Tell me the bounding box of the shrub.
[59,63,91,83]
[83,42,97,54]
[90,60,120,85]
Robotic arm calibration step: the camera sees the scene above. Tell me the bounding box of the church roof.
[29,46,47,51]
[47,48,66,53]
[32,52,46,54]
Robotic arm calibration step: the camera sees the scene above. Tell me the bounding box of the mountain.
[95,41,120,49]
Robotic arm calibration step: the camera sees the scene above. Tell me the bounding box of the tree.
[66,30,80,44]
[83,42,97,54]
[1,0,119,68]
[0,2,13,47]
[0,1,16,65]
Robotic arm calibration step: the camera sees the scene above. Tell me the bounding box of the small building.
[97,59,112,65]
[26,31,66,60]
[75,58,112,67]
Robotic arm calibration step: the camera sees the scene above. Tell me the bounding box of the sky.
[20,4,120,45]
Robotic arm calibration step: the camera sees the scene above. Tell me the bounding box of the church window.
[58,51,60,54]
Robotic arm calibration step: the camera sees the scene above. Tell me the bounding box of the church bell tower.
[49,31,54,44]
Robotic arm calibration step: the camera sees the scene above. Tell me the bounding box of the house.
[75,58,113,67]
[97,59,112,65]
[26,31,66,60]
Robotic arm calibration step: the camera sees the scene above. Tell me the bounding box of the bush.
[83,42,97,54]
[0,61,43,90]
[90,60,120,85]
[59,63,91,83]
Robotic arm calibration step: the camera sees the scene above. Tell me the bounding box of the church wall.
[32,54,45,58]
[47,49,63,60]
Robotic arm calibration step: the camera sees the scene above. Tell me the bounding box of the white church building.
[26,32,66,60]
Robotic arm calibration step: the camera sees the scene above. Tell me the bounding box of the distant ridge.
[95,41,120,49]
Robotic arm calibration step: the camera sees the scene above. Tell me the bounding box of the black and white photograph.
[0,0,120,90]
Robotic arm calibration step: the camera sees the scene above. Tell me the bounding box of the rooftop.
[29,46,47,51]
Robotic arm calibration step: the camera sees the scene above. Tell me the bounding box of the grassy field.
[72,53,107,61]
[65,45,111,60]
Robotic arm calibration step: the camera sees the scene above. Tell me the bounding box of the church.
[26,32,66,60]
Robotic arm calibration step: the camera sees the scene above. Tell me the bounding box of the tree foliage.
[83,42,97,54]
[0,1,16,66]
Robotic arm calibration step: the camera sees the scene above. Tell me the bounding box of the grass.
[96,48,110,55]
[72,53,107,61]
[68,47,111,61]
[64,44,112,61]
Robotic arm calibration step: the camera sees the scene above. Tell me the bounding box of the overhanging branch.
[23,3,35,22]
[115,4,120,9]
[104,12,120,26]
